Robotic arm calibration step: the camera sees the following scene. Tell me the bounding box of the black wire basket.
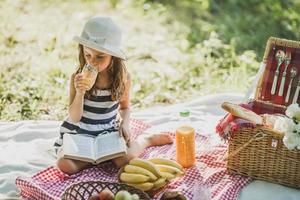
[61,180,151,200]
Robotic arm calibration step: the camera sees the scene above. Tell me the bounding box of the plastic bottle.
[178,110,191,124]
[175,109,196,168]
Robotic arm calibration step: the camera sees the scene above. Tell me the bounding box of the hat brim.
[73,36,127,60]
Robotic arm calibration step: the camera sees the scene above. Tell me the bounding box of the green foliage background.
[1,0,299,121]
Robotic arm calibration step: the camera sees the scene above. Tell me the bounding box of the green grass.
[1,0,298,121]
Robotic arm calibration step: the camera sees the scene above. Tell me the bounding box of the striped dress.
[54,89,119,153]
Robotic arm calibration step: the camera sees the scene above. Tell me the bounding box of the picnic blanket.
[1,93,299,200]
[15,118,251,200]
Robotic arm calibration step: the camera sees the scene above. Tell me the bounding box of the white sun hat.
[74,17,127,60]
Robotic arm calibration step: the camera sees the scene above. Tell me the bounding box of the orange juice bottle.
[175,110,195,168]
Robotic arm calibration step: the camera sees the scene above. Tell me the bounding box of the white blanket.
[0,93,299,200]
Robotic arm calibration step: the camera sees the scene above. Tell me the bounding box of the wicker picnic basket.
[226,37,300,188]
[61,181,151,200]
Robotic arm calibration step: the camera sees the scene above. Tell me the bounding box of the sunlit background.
[1,0,299,121]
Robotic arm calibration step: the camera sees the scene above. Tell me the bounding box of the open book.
[62,131,127,164]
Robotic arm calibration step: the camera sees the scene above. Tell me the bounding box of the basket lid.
[254,37,300,108]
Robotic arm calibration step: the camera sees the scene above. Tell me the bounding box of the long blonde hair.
[76,44,127,101]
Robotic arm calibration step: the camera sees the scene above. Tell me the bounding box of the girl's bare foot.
[145,133,173,147]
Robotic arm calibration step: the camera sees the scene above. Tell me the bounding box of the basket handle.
[224,131,267,161]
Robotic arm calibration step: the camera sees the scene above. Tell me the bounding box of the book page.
[63,134,95,160]
[94,131,126,159]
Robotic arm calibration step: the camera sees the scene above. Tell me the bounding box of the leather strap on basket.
[224,131,267,161]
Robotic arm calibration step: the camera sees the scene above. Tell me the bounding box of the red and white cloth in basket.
[16,119,251,200]
[215,100,287,140]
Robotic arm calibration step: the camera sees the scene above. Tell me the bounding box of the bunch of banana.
[119,158,185,192]
[149,158,185,180]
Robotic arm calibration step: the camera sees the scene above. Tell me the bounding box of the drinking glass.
[81,63,98,90]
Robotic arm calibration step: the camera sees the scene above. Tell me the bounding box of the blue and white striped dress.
[54,89,119,153]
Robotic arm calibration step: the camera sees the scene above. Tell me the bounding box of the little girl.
[54,17,173,175]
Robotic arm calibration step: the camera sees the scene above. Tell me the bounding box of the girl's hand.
[74,74,89,95]
[118,119,131,143]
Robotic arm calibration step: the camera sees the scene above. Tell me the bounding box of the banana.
[152,177,167,190]
[156,164,184,176]
[124,164,158,181]
[148,158,184,171]
[127,182,154,191]
[160,171,175,180]
[129,158,162,177]
[120,172,150,183]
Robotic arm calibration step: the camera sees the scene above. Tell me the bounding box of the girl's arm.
[68,73,86,123]
[119,74,131,142]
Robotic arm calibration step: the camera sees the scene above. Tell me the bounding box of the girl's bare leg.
[112,133,173,167]
[56,151,92,175]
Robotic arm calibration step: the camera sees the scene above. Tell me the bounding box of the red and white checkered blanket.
[16,119,251,200]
